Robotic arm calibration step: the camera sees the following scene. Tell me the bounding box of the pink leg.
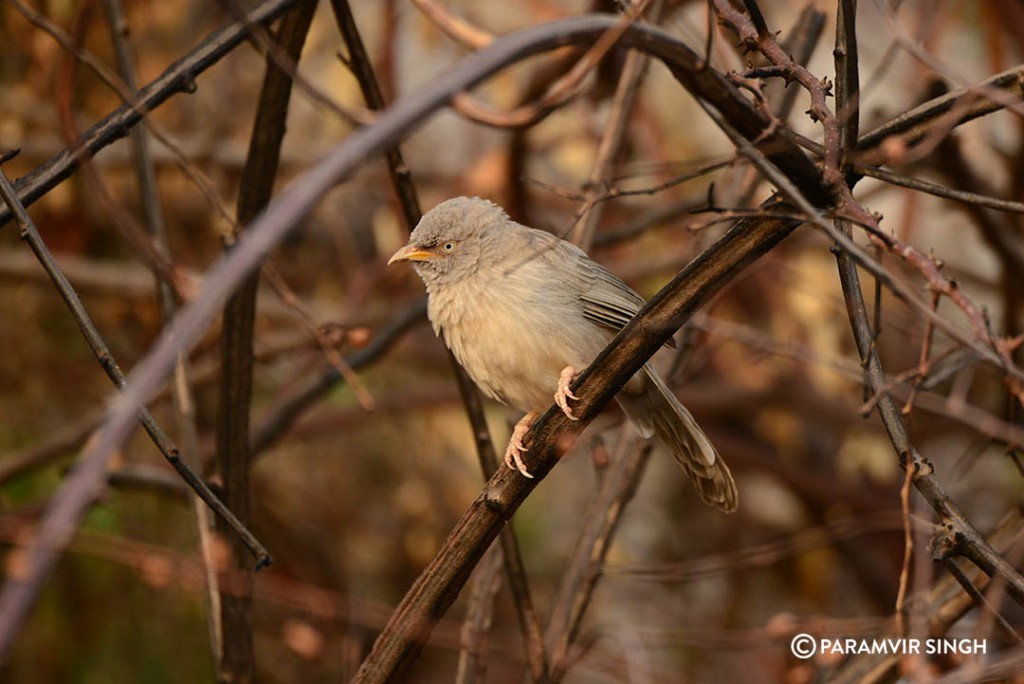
[505,411,538,478]
[555,366,580,421]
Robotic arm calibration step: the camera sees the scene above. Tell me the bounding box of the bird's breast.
[427,273,607,413]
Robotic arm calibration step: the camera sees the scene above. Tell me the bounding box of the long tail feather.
[618,367,738,512]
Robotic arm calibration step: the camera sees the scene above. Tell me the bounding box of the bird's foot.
[555,366,580,421]
[504,412,538,478]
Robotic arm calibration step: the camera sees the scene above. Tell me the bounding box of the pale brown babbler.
[389,197,737,513]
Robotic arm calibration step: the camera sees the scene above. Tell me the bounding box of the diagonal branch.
[0,163,269,562]
[857,64,1024,157]
[350,208,801,682]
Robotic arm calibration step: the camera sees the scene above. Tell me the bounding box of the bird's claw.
[555,366,580,421]
[504,412,536,478]
[502,366,579,477]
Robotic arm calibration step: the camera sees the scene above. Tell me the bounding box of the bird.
[389,197,737,512]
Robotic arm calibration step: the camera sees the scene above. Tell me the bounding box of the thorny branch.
[710,0,1024,610]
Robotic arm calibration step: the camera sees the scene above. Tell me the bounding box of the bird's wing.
[524,227,674,345]
[579,262,646,332]
[572,243,678,348]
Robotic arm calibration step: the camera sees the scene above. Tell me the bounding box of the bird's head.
[388,197,510,284]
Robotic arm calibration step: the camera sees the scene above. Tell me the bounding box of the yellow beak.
[388,243,436,265]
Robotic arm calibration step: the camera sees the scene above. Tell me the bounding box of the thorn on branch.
[740,65,790,81]
[728,72,767,101]
[931,520,966,562]
[1006,335,1024,354]
[691,183,719,214]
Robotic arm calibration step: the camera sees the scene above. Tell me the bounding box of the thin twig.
[48,3,191,296]
[940,559,1023,645]
[570,0,663,249]
[250,301,427,457]
[262,264,376,411]
[0,409,101,485]
[220,0,373,126]
[894,450,914,636]
[10,0,239,229]
[856,163,1024,215]
[857,64,1024,158]
[410,0,493,49]
[450,1,652,131]
[902,291,940,415]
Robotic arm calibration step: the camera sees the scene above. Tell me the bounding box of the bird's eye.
[443,242,454,251]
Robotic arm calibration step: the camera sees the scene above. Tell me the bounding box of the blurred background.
[0,0,1022,681]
